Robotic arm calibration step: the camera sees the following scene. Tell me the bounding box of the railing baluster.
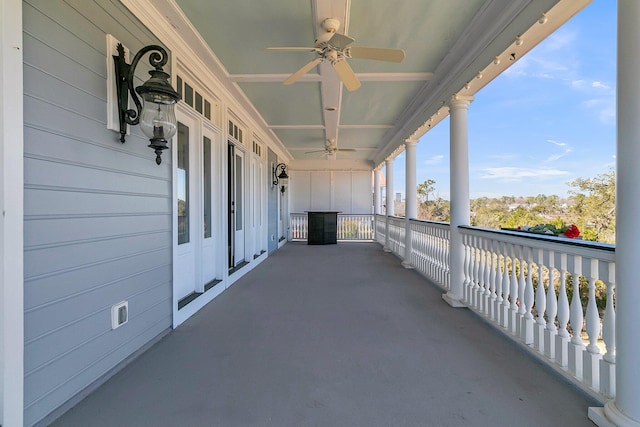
[510,243,519,335]
[472,237,481,310]
[517,245,527,338]
[534,248,547,352]
[583,258,602,389]
[556,253,570,367]
[484,238,493,316]
[600,262,616,398]
[521,246,535,345]
[501,241,511,328]
[568,255,585,380]
[493,240,503,322]
[544,251,558,360]
[462,233,471,304]
[479,237,488,314]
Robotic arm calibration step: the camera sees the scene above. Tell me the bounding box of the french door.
[173,107,221,325]
[228,142,245,268]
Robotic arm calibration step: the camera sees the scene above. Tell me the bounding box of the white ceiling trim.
[269,125,325,130]
[288,147,377,151]
[229,72,433,83]
[339,124,394,129]
[356,73,433,82]
[230,74,323,83]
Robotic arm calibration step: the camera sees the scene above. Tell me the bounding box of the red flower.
[563,224,580,238]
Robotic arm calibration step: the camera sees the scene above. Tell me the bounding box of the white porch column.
[374,168,382,215]
[383,158,394,252]
[590,1,640,425]
[402,139,418,269]
[0,0,24,425]
[443,95,472,308]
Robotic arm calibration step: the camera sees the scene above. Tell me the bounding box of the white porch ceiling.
[165,0,587,165]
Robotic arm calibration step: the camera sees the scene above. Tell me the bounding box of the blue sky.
[390,0,616,200]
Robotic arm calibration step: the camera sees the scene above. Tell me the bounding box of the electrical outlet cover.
[111,301,129,330]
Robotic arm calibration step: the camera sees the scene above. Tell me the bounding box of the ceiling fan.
[305,138,357,157]
[265,18,405,91]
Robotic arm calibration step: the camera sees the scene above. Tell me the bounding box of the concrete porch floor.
[51,242,597,427]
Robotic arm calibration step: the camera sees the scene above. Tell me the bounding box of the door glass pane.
[235,154,243,231]
[177,122,189,244]
[203,136,212,238]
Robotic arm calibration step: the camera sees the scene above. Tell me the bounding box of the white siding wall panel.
[333,171,352,213]
[23,0,172,424]
[310,171,331,210]
[290,170,311,213]
[290,170,373,214]
[351,172,374,214]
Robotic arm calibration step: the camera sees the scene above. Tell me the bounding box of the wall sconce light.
[113,43,180,165]
[273,162,288,193]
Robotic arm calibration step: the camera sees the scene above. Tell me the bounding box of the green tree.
[418,179,445,220]
[417,179,436,204]
[568,169,615,243]
[501,207,545,229]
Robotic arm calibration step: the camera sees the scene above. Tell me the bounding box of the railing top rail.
[460,225,615,260]
[291,213,374,216]
[409,218,450,228]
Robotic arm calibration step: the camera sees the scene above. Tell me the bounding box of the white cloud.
[424,155,444,165]
[481,167,570,180]
[545,148,573,162]
[592,81,610,90]
[571,79,587,89]
[546,139,567,147]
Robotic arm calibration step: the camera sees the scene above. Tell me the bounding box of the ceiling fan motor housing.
[322,18,340,33]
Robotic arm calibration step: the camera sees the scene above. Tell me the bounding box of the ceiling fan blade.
[346,46,405,63]
[283,58,323,85]
[328,33,355,49]
[337,148,357,152]
[333,60,361,91]
[264,47,319,52]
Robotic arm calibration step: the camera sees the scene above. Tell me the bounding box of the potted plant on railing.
[502,223,581,239]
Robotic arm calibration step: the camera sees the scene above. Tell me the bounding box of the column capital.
[404,137,419,146]
[449,94,474,109]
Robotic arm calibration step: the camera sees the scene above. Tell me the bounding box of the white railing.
[337,214,375,240]
[375,214,386,245]
[373,216,617,401]
[289,213,375,241]
[410,219,450,290]
[386,216,406,258]
[460,227,615,400]
[290,213,308,240]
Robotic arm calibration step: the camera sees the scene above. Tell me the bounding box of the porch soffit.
[138,0,590,164]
